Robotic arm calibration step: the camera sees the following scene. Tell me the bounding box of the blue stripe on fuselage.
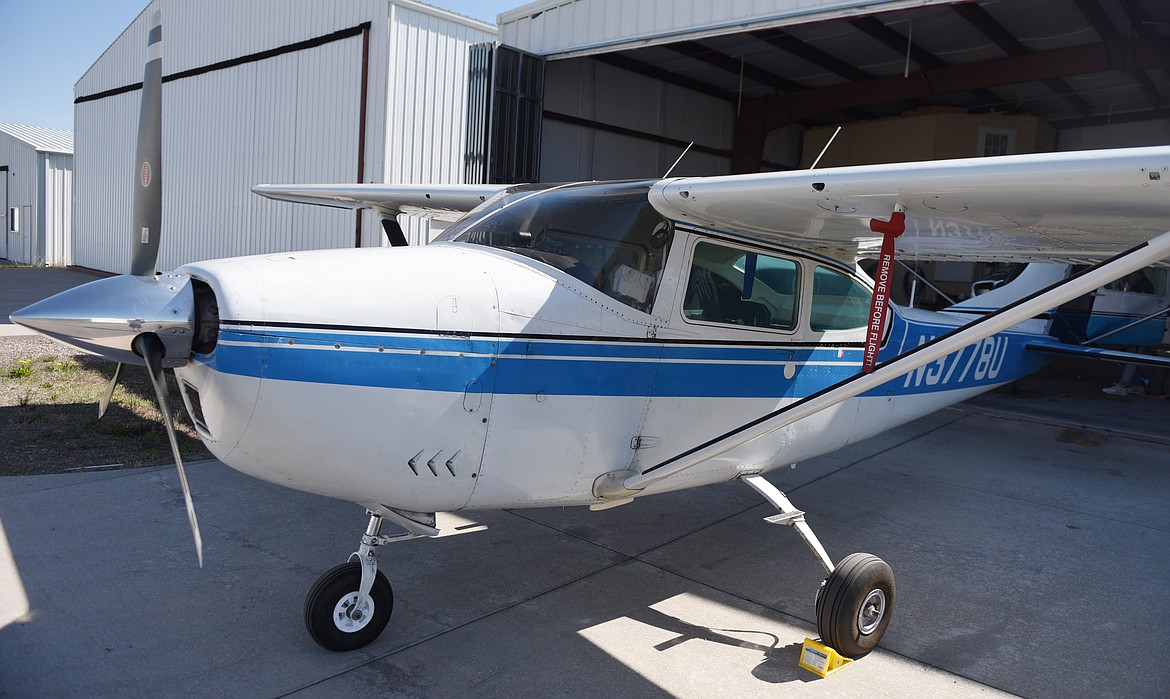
[200,312,1049,399]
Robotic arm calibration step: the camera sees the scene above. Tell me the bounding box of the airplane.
[970,263,1169,350]
[11,12,1170,657]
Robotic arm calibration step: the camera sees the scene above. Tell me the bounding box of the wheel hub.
[857,588,886,635]
[333,592,375,633]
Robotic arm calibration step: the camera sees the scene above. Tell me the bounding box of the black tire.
[304,561,394,651]
[815,553,894,658]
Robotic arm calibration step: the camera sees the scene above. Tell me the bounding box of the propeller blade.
[130,9,164,277]
[97,363,123,419]
[133,333,203,568]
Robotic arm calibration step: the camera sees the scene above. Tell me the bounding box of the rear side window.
[810,265,871,331]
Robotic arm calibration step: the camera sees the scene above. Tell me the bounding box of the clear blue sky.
[0,0,523,131]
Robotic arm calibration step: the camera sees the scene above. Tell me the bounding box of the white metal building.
[0,124,73,266]
[74,0,496,274]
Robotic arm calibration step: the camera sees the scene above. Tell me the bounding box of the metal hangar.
[73,0,496,273]
[497,0,1170,180]
[0,124,73,267]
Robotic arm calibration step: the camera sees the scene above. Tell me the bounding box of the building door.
[465,44,545,184]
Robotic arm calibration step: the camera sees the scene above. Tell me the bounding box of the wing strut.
[594,230,1170,501]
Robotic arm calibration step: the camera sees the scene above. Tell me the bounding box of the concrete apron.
[1,406,1167,697]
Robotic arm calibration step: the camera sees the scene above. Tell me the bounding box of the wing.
[1026,341,1170,369]
[649,146,1170,263]
[252,183,510,217]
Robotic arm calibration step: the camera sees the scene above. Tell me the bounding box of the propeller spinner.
[8,11,206,566]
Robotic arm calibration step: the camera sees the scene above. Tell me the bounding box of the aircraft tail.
[946,263,1071,314]
[947,262,1170,373]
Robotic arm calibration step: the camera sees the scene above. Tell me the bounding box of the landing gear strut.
[304,512,415,651]
[743,474,895,659]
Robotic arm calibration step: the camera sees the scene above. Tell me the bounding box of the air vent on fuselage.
[181,380,210,434]
[407,450,460,476]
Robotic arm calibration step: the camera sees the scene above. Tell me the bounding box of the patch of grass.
[46,359,80,373]
[1,336,212,475]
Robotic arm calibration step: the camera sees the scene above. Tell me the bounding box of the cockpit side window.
[436,182,672,314]
[683,241,799,331]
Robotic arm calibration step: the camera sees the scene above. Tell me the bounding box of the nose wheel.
[304,561,394,651]
[305,512,413,652]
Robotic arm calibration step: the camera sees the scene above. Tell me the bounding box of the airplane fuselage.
[175,229,1050,515]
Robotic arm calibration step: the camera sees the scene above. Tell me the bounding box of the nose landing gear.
[304,561,394,651]
[303,509,486,651]
[303,511,417,652]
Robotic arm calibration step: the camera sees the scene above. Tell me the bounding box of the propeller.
[97,363,122,419]
[9,10,205,566]
[131,8,164,277]
[96,5,162,422]
[135,333,202,567]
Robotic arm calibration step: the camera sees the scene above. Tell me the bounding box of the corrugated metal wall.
[502,0,956,182]
[163,38,365,265]
[74,0,385,273]
[385,3,496,244]
[74,0,495,272]
[499,0,955,58]
[540,57,733,181]
[76,0,385,95]
[72,91,134,271]
[0,136,71,266]
[0,135,38,264]
[39,153,74,266]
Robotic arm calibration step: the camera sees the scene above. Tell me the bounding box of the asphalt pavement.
[2,265,1169,697]
[0,263,107,336]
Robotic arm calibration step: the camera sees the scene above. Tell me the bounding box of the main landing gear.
[743,475,895,658]
[304,512,415,651]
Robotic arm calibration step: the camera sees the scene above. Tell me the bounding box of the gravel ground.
[0,335,211,476]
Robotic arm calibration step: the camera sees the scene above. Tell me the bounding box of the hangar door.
[465,44,545,185]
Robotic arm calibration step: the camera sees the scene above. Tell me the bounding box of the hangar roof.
[0,124,74,155]
[500,0,1170,132]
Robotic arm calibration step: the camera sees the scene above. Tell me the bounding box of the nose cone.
[10,272,195,367]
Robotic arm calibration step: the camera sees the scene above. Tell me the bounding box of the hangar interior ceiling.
[570,0,1169,171]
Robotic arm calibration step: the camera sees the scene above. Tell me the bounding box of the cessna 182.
[11,13,1170,657]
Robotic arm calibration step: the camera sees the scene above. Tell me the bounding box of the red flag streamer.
[862,209,906,373]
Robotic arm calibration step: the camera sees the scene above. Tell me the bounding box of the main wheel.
[815,553,894,658]
[304,561,394,651]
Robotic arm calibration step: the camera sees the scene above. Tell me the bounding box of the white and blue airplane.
[11,12,1170,656]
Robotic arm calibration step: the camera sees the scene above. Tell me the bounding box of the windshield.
[437,181,673,313]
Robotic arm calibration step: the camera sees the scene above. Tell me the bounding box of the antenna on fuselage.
[809,126,843,170]
[663,141,695,178]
